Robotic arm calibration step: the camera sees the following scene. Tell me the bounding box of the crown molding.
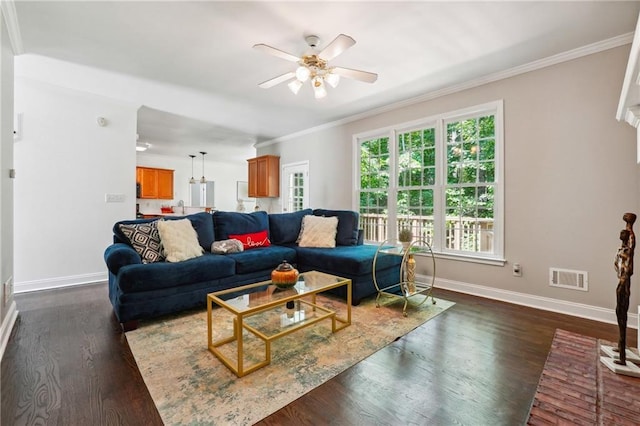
[0,0,24,54]
[257,32,634,148]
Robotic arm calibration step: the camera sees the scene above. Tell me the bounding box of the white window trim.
[353,100,505,264]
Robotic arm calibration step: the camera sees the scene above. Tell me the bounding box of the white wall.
[11,55,255,293]
[13,77,137,291]
[0,8,16,348]
[259,45,640,318]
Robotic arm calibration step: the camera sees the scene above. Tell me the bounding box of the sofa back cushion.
[213,211,269,241]
[268,208,313,245]
[312,209,360,246]
[113,212,215,252]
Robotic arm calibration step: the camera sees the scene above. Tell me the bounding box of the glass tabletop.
[209,270,349,313]
[379,243,432,256]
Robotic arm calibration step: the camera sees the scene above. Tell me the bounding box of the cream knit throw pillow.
[297,215,338,248]
[157,219,204,262]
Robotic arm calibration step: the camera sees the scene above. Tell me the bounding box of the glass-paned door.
[281,162,309,212]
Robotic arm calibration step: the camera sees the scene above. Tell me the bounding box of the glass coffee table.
[207,270,352,377]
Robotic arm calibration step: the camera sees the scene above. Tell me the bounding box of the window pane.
[423,167,435,186]
[479,115,495,138]
[448,164,461,184]
[423,147,435,167]
[479,139,495,161]
[461,164,477,184]
[423,128,435,148]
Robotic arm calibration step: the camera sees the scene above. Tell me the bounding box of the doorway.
[281,161,309,212]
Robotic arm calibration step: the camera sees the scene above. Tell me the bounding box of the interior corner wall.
[0,11,14,329]
[13,77,137,292]
[260,45,640,312]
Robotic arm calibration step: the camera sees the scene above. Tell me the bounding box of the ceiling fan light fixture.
[325,72,340,88]
[295,65,310,82]
[254,34,377,99]
[288,79,303,95]
[313,78,327,99]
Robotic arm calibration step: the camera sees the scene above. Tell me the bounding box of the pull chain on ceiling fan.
[253,34,377,99]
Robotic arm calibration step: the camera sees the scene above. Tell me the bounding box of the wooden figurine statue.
[614,212,636,365]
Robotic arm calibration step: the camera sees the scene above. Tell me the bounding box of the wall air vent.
[549,268,588,291]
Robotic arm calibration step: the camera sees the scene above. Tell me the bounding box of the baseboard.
[14,272,108,294]
[10,271,637,329]
[425,275,638,329]
[1,301,18,360]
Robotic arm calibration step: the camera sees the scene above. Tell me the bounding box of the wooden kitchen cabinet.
[136,167,174,199]
[247,155,279,198]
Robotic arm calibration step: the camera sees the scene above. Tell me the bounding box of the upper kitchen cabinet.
[137,166,174,199]
[247,155,279,198]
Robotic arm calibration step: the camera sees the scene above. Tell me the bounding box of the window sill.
[418,251,506,266]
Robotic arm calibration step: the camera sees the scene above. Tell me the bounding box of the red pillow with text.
[228,230,271,250]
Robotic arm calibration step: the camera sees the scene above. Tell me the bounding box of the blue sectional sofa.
[104,208,402,330]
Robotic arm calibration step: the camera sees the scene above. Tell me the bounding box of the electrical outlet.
[105,193,126,203]
[513,263,522,277]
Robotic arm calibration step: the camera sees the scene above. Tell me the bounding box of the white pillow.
[298,215,338,248]
[157,219,204,262]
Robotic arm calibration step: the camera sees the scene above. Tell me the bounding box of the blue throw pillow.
[167,212,215,252]
[313,209,360,246]
[213,211,269,241]
[269,209,313,245]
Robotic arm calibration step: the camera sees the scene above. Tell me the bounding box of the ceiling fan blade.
[318,34,356,61]
[253,44,300,62]
[332,66,378,83]
[258,72,296,89]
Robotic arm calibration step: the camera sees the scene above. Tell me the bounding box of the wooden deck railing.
[360,213,494,253]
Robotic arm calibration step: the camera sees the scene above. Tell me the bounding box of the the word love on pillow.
[228,230,271,250]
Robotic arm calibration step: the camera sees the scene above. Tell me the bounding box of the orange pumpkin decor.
[271,260,299,289]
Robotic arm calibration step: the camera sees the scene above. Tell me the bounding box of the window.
[355,101,503,263]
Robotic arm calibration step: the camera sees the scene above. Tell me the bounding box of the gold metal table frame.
[372,239,436,316]
[207,271,351,377]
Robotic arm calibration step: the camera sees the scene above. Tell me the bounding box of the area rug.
[126,294,454,425]
[527,329,640,425]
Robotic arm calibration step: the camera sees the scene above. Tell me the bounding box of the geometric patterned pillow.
[118,221,165,264]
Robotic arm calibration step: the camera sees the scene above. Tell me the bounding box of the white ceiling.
[12,1,640,157]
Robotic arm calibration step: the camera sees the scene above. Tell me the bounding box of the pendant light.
[199,151,207,183]
[188,154,196,184]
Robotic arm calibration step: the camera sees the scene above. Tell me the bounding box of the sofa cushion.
[229,230,271,250]
[213,211,269,241]
[298,215,338,248]
[313,209,360,246]
[157,219,204,262]
[116,253,235,293]
[295,244,402,276]
[268,209,313,244]
[228,246,298,275]
[118,221,165,264]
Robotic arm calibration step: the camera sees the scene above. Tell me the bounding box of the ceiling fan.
[253,34,378,99]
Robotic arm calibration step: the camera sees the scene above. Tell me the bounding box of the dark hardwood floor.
[2,283,636,425]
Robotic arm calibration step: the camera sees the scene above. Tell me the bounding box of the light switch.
[105,193,126,203]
